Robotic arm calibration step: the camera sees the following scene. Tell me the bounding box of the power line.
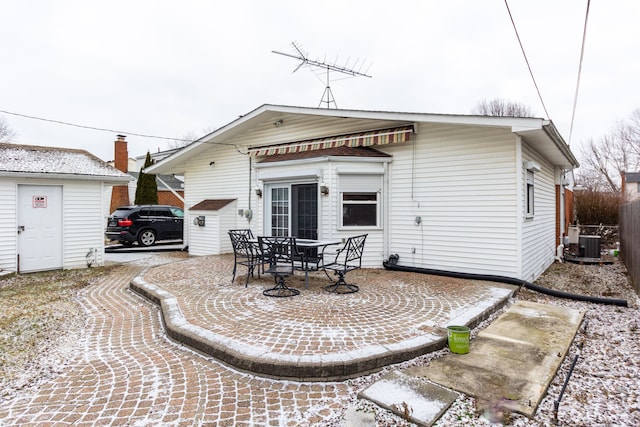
[504,0,551,119]
[0,108,190,142]
[568,0,591,145]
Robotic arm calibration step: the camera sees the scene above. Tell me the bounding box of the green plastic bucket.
[447,325,470,354]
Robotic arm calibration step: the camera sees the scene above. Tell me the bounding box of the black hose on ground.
[382,257,628,307]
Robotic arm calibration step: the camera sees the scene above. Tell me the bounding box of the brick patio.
[0,254,516,426]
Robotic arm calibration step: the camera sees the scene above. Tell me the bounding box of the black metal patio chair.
[258,236,300,297]
[228,229,262,287]
[322,234,367,294]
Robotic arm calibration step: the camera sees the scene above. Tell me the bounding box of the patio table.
[252,237,341,289]
[294,239,342,288]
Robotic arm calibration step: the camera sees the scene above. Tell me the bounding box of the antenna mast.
[272,42,372,109]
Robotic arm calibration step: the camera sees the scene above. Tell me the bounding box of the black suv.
[105,205,184,246]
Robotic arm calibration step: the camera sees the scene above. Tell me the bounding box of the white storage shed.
[0,143,131,273]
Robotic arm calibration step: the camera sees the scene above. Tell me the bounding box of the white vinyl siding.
[183,146,254,255]
[385,124,520,277]
[62,181,106,269]
[520,143,556,282]
[0,180,17,271]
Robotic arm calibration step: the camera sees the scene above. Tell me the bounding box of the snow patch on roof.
[0,143,128,178]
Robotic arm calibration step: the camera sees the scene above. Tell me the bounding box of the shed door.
[17,185,63,272]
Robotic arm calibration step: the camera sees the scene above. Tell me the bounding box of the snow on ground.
[2,252,638,425]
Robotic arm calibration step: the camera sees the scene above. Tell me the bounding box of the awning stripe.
[248,125,414,157]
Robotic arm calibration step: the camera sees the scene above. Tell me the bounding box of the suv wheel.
[138,230,156,246]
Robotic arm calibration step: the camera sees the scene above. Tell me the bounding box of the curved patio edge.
[129,273,515,381]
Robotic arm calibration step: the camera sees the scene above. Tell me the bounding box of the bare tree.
[472,98,534,117]
[167,126,216,149]
[577,109,640,193]
[0,116,17,143]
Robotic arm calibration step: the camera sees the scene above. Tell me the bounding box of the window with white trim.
[339,174,381,228]
[526,169,535,217]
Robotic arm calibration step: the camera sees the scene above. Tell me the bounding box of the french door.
[265,183,318,239]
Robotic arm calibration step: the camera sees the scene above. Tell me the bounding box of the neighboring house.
[0,143,131,273]
[622,171,640,202]
[105,136,185,214]
[146,104,579,282]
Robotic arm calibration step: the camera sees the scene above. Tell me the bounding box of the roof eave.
[0,171,133,183]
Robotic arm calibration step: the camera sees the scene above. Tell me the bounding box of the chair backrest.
[228,230,254,256]
[229,229,254,239]
[258,236,296,269]
[342,234,367,268]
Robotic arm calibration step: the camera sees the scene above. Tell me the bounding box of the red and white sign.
[32,196,47,208]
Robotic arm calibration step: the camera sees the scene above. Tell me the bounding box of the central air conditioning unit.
[579,235,601,258]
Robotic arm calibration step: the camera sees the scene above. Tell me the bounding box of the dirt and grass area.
[0,267,112,399]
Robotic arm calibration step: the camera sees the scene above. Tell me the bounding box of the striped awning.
[247,125,414,157]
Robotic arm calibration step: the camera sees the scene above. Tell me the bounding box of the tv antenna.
[272,41,373,109]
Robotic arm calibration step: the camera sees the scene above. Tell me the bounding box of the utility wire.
[568,0,591,145]
[504,0,551,119]
[0,108,191,142]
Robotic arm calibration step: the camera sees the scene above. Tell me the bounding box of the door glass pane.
[270,187,289,236]
[292,184,317,240]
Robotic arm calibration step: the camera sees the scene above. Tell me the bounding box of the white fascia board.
[0,171,132,183]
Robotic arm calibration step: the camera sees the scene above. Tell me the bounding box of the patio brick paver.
[136,255,516,380]
[0,254,516,426]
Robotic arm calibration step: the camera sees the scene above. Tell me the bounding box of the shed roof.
[190,199,236,211]
[0,143,131,183]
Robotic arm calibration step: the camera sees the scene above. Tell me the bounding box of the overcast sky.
[1,0,638,163]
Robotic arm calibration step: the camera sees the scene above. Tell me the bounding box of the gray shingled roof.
[0,143,130,180]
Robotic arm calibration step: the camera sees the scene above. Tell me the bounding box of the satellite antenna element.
[272,41,373,109]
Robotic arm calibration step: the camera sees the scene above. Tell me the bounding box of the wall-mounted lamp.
[273,119,283,127]
[320,185,329,196]
[255,186,262,197]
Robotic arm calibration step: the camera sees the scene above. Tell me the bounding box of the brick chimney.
[110,135,131,213]
[621,170,627,201]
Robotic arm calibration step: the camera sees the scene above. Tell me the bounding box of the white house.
[0,143,131,273]
[146,104,579,282]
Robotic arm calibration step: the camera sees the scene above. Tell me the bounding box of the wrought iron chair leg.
[324,272,359,294]
[263,276,300,297]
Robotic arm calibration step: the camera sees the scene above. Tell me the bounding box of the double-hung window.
[339,173,381,228]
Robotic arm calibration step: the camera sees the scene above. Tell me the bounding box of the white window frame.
[525,169,535,218]
[338,173,382,230]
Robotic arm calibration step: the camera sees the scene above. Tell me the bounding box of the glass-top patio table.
[293,238,342,288]
[249,237,342,289]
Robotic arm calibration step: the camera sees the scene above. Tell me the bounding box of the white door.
[17,185,63,272]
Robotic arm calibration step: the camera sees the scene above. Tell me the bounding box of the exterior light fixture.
[255,186,262,197]
[273,119,283,127]
[320,185,329,196]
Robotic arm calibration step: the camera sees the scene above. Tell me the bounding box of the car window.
[111,209,133,218]
[170,207,184,218]
[150,208,170,217]
[139,209,151,217]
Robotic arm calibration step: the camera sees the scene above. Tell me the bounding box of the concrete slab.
[412,301,584,418]
[344,406,376,427]
[358,370,458,427]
